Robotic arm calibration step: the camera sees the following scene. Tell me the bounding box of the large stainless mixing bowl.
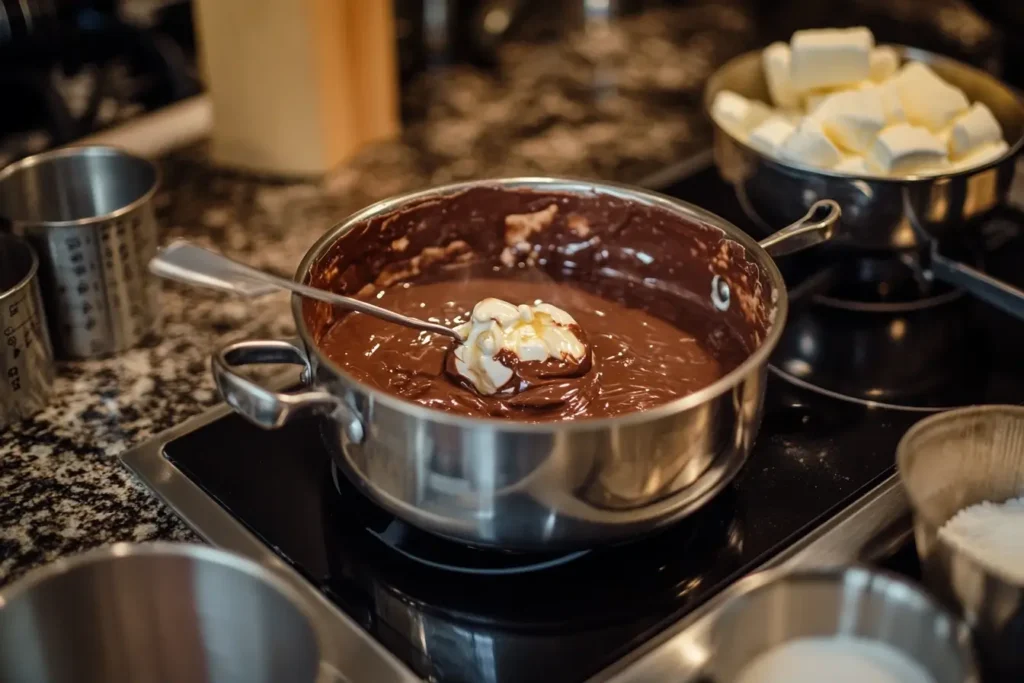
[0,543,329,683]
[703,566,978,683]
[210,178,837,550]
[897,405,1024,682]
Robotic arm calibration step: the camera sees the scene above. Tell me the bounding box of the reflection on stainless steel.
[0,233,54,427]
[149,241,465,341]
[705,46,1024,320]
[704,567,978,683]
[0,543,330,683]
[210,177,837,551]
[0,145,161,358]
[897,406,1024,681]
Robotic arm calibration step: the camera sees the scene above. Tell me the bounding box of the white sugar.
[938,495,1024,583]
[736,637,934,683]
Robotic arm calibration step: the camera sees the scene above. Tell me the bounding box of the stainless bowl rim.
[0,144,162,229]
[896,403,1024,530]
[0,542,317,625]
[897,404,1024,589]
[709,563,978,673]
[703,45,1024,184]
[291,176,788,433]
[0,233,40,299]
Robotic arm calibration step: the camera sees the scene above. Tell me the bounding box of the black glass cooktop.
[160,159,1024,683]
[165,388,918,683]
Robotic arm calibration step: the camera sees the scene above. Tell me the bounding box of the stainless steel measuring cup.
[0,145,161,358]
[0,543,333,683]
[0,233,54,426]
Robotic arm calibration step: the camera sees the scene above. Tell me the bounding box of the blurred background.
[0,0,1017,181]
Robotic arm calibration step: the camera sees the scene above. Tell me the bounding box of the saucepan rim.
[703,44,1024,184]
[291,176,789,434]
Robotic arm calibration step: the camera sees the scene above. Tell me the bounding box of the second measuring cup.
[0,145,161,359]
[0,233,55,427]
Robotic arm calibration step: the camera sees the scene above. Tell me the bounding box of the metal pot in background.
[897,406,1024,681]
[0,543,332,683]
[0,145,161,358]
[703,566,978,683]
[704,46,1024,322]
[0,232,54,427]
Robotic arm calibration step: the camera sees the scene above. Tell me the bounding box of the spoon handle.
[148,240,283,297]
[149,241,464,341]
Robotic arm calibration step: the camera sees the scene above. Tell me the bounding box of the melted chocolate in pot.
[305,187,776,422]
[318,277,747,421]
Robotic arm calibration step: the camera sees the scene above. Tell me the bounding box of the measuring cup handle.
[211,339,364,442]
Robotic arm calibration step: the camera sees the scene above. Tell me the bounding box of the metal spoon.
[148,241,465,341]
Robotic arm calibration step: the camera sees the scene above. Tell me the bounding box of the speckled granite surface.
[0,3,760,584]
[0,0,999,584]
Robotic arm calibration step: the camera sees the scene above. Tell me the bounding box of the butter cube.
[835,155,871,175]
[803,88,835,114]
[763,42,801,109]
[869,46,900,82]
[891,62,969,132]
[870,80,907,124]
[868,123,948,175]
[749,117,797,155]
[780,119,843,168]
[711,90,773,139]
[952,140,1009,172]
[949,102,1003,160]
[812,88,886,153]
[780,109,804,125]
[790,27,874,91]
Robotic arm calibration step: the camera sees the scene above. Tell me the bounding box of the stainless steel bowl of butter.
[704,33,1024,252]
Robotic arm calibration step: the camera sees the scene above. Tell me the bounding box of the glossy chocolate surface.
[303,186,776,420]
[319,278,737,419]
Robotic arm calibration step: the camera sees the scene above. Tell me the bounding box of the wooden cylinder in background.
[193,0,400,177]
[346,1,401,146]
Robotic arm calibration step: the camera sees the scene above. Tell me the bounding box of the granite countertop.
[0,2,758,583]
[0,0,999,584]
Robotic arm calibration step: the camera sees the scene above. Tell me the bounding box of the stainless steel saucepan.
[209,178,838,550]
[705,46,1024,321]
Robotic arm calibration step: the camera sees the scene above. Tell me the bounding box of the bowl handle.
[211,338,364,442]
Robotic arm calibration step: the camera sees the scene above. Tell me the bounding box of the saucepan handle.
[758,199,842,258]
[929,252,1024,321]
[211,338,364,442]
